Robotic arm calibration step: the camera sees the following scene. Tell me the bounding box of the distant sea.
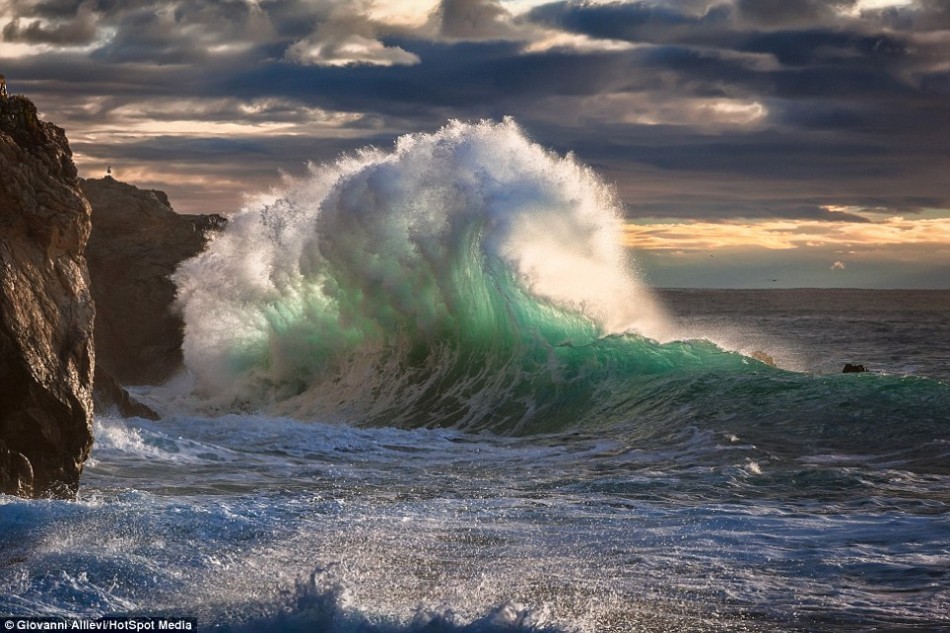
[659,288,950,380]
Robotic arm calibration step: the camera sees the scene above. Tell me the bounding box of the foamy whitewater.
[2,120,949,632]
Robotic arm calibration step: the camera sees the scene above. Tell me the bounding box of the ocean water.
[2,121,949,632]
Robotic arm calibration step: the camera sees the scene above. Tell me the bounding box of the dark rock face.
[0,95,95,498]
[842,363,868,373]
[92,364,159,420]
[82,176,225,385]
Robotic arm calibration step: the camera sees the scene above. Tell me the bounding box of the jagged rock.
[81,176,225,385]
[92,364,159,420]
[0,94,95,498]
[842,363,868,373]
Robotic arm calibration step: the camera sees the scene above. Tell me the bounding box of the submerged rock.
[82,176,225,385]
[0,94,95,498]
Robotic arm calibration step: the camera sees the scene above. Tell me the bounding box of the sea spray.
[174,119,672,429]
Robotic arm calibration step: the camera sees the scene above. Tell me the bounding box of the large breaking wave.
[174,119,682,430]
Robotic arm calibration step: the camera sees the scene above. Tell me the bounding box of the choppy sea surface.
[661,288,950,382]
[2,122,949,632]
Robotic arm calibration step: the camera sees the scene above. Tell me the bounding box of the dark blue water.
[2,289,948,633]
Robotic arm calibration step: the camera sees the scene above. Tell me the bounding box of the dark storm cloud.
[12,0,87,19]
[76,132,396,170]
[738,29,908,68]
[2,0,97,45]
[91,1,274,65]
[226,44,628,108]
[435,0,523,40]
[2,0,948,221]
[867,0,950,30]
[532,118,950,220]
[734,0,857,26]
[522,1,948,209]
[527,0,734,46]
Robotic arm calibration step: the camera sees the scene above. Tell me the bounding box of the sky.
[2,0,949,288]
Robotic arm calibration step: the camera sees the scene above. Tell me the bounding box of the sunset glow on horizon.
[625,216,950,252]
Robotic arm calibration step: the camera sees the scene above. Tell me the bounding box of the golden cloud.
[624,217,950,251]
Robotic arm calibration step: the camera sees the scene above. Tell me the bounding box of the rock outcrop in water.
[81,176,225,386]
[0,93,95,498]
[93,364,160,420]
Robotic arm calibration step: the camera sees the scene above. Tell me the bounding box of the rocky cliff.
[82,177,225,386]
[0,94,95,498]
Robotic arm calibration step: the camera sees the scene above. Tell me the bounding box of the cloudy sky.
[2,0,949,287]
